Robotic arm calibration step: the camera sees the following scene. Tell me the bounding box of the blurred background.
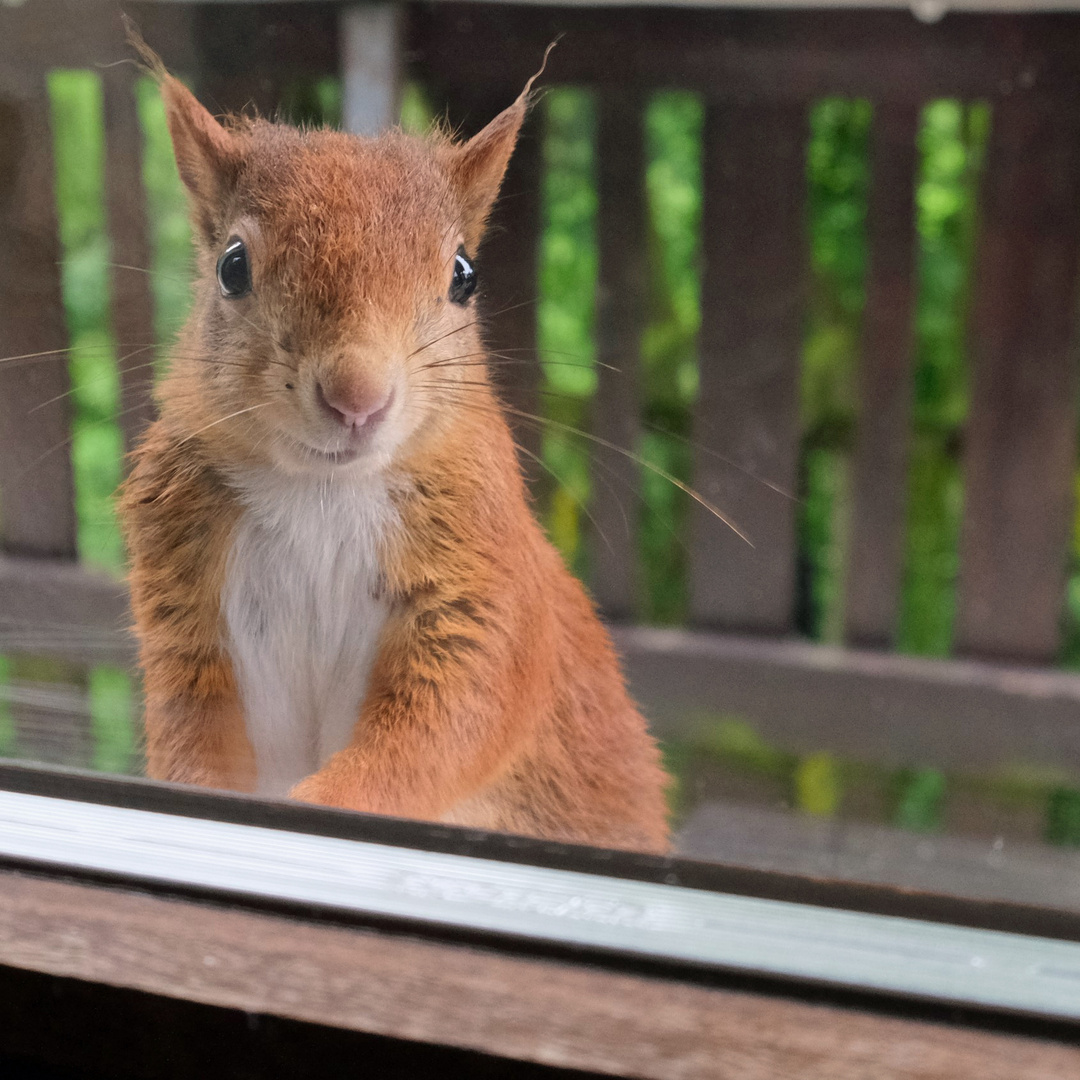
[4,1,1080,895]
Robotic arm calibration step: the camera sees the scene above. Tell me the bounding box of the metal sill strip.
[1,788,1079,1021]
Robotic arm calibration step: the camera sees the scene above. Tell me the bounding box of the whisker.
[510,406,753,547]
[406,320,481,361]
[423,385,753,546]
[418,361,792,502]
[11,401,162,484]
[27,345,160,414]
[0,343,152,368]
[105,262,192,286]
[642,421,798,503]
[228,306,293,358]
[174,401,275,446]
[505,433,617,558]
[421,353,609,375]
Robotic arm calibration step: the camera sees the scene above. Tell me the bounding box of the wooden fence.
[3,0,1080,807]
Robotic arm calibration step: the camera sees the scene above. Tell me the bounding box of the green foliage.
[803,98,870,432]
[1061,476,1080,667]
[892,767,946,832]
[695,716,794,778]
[0,655,12,758]
[639,92,703,624]
[136,75,194,351]
[89,666,136,774]
[399,82,433,136]
[794,752,843,817]
[1046,787,1080,847]
[49,70,123,573]
[799,99,870,640]
[537,88,598,574]
[898,101,988,656]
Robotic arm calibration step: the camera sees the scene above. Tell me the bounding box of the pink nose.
[317,381,393,430]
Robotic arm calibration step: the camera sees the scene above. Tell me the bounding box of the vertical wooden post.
[475,103,545,478]
[844,103,920,649]
[589,91,646,620]
[690,101,807,634]
[340,3,402,136]
[103,62,157,453]
[955,94,1080,664]
[0,89,76,559]
[192,6,286,118]
[0,85,90,767]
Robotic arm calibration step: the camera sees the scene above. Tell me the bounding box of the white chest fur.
[222,468,397,796]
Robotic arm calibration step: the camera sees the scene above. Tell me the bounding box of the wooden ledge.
[2,868,1080,1079]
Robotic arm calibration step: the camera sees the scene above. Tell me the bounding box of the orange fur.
[120,60,670,852]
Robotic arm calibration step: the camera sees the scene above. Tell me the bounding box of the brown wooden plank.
[0,554,132,667]
[6,549,1080,783]
[679,800,1080,913]
[955,94,1080,664]
[1,7,1080,104]
[0,88,77,560]
[3,664,93,770]
[612,624,1080,781]
[589,90,646,619]
[0,965,594,1080]
[103,62,158,453]
[0,3,197,94]
[689,100,806,633]
[15,554,1080,780]
[3,870,1079,1080]
[409,8,1080,105]
[844,103,920,649]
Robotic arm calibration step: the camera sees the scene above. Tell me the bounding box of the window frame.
[2,757,1080,1079]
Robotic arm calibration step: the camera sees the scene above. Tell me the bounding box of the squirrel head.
[151,60,539,475]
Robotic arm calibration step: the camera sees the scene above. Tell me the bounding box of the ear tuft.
[123,14,168,84]
[445,41,557,249]
[126,16,244,242]
[161,79,245,242]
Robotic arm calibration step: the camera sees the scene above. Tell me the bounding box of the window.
[3,3,1080,1074]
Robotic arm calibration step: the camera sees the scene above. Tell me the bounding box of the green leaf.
[794,753,842,817]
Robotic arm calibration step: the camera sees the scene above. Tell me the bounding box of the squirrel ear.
[160,76,244,241]
[444,39,556,248]
[445,91,529,249]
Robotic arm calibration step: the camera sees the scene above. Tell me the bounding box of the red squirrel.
[120,46,671,852]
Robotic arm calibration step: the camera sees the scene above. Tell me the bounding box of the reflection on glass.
[0,13,1079,921]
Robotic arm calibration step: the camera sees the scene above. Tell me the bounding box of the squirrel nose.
[316,380,393,431]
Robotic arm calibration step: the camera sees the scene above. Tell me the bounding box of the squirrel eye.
[449,247,477,306]
[217,237,252,298]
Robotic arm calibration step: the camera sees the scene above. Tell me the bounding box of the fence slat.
[103,63,157,453]
[612,624,1080,781]
[474,103,545,476]
[844,103,920,649]
[956,95,1080,664]
[410,8,1080,105]
[0,89,77,559]
[191,4,333,118]
[589,91,646,619]
[690,101,806,634]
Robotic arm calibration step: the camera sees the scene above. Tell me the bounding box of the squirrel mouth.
[283,435,367,467]
[301,442,365,465]
[307,445,363,464]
